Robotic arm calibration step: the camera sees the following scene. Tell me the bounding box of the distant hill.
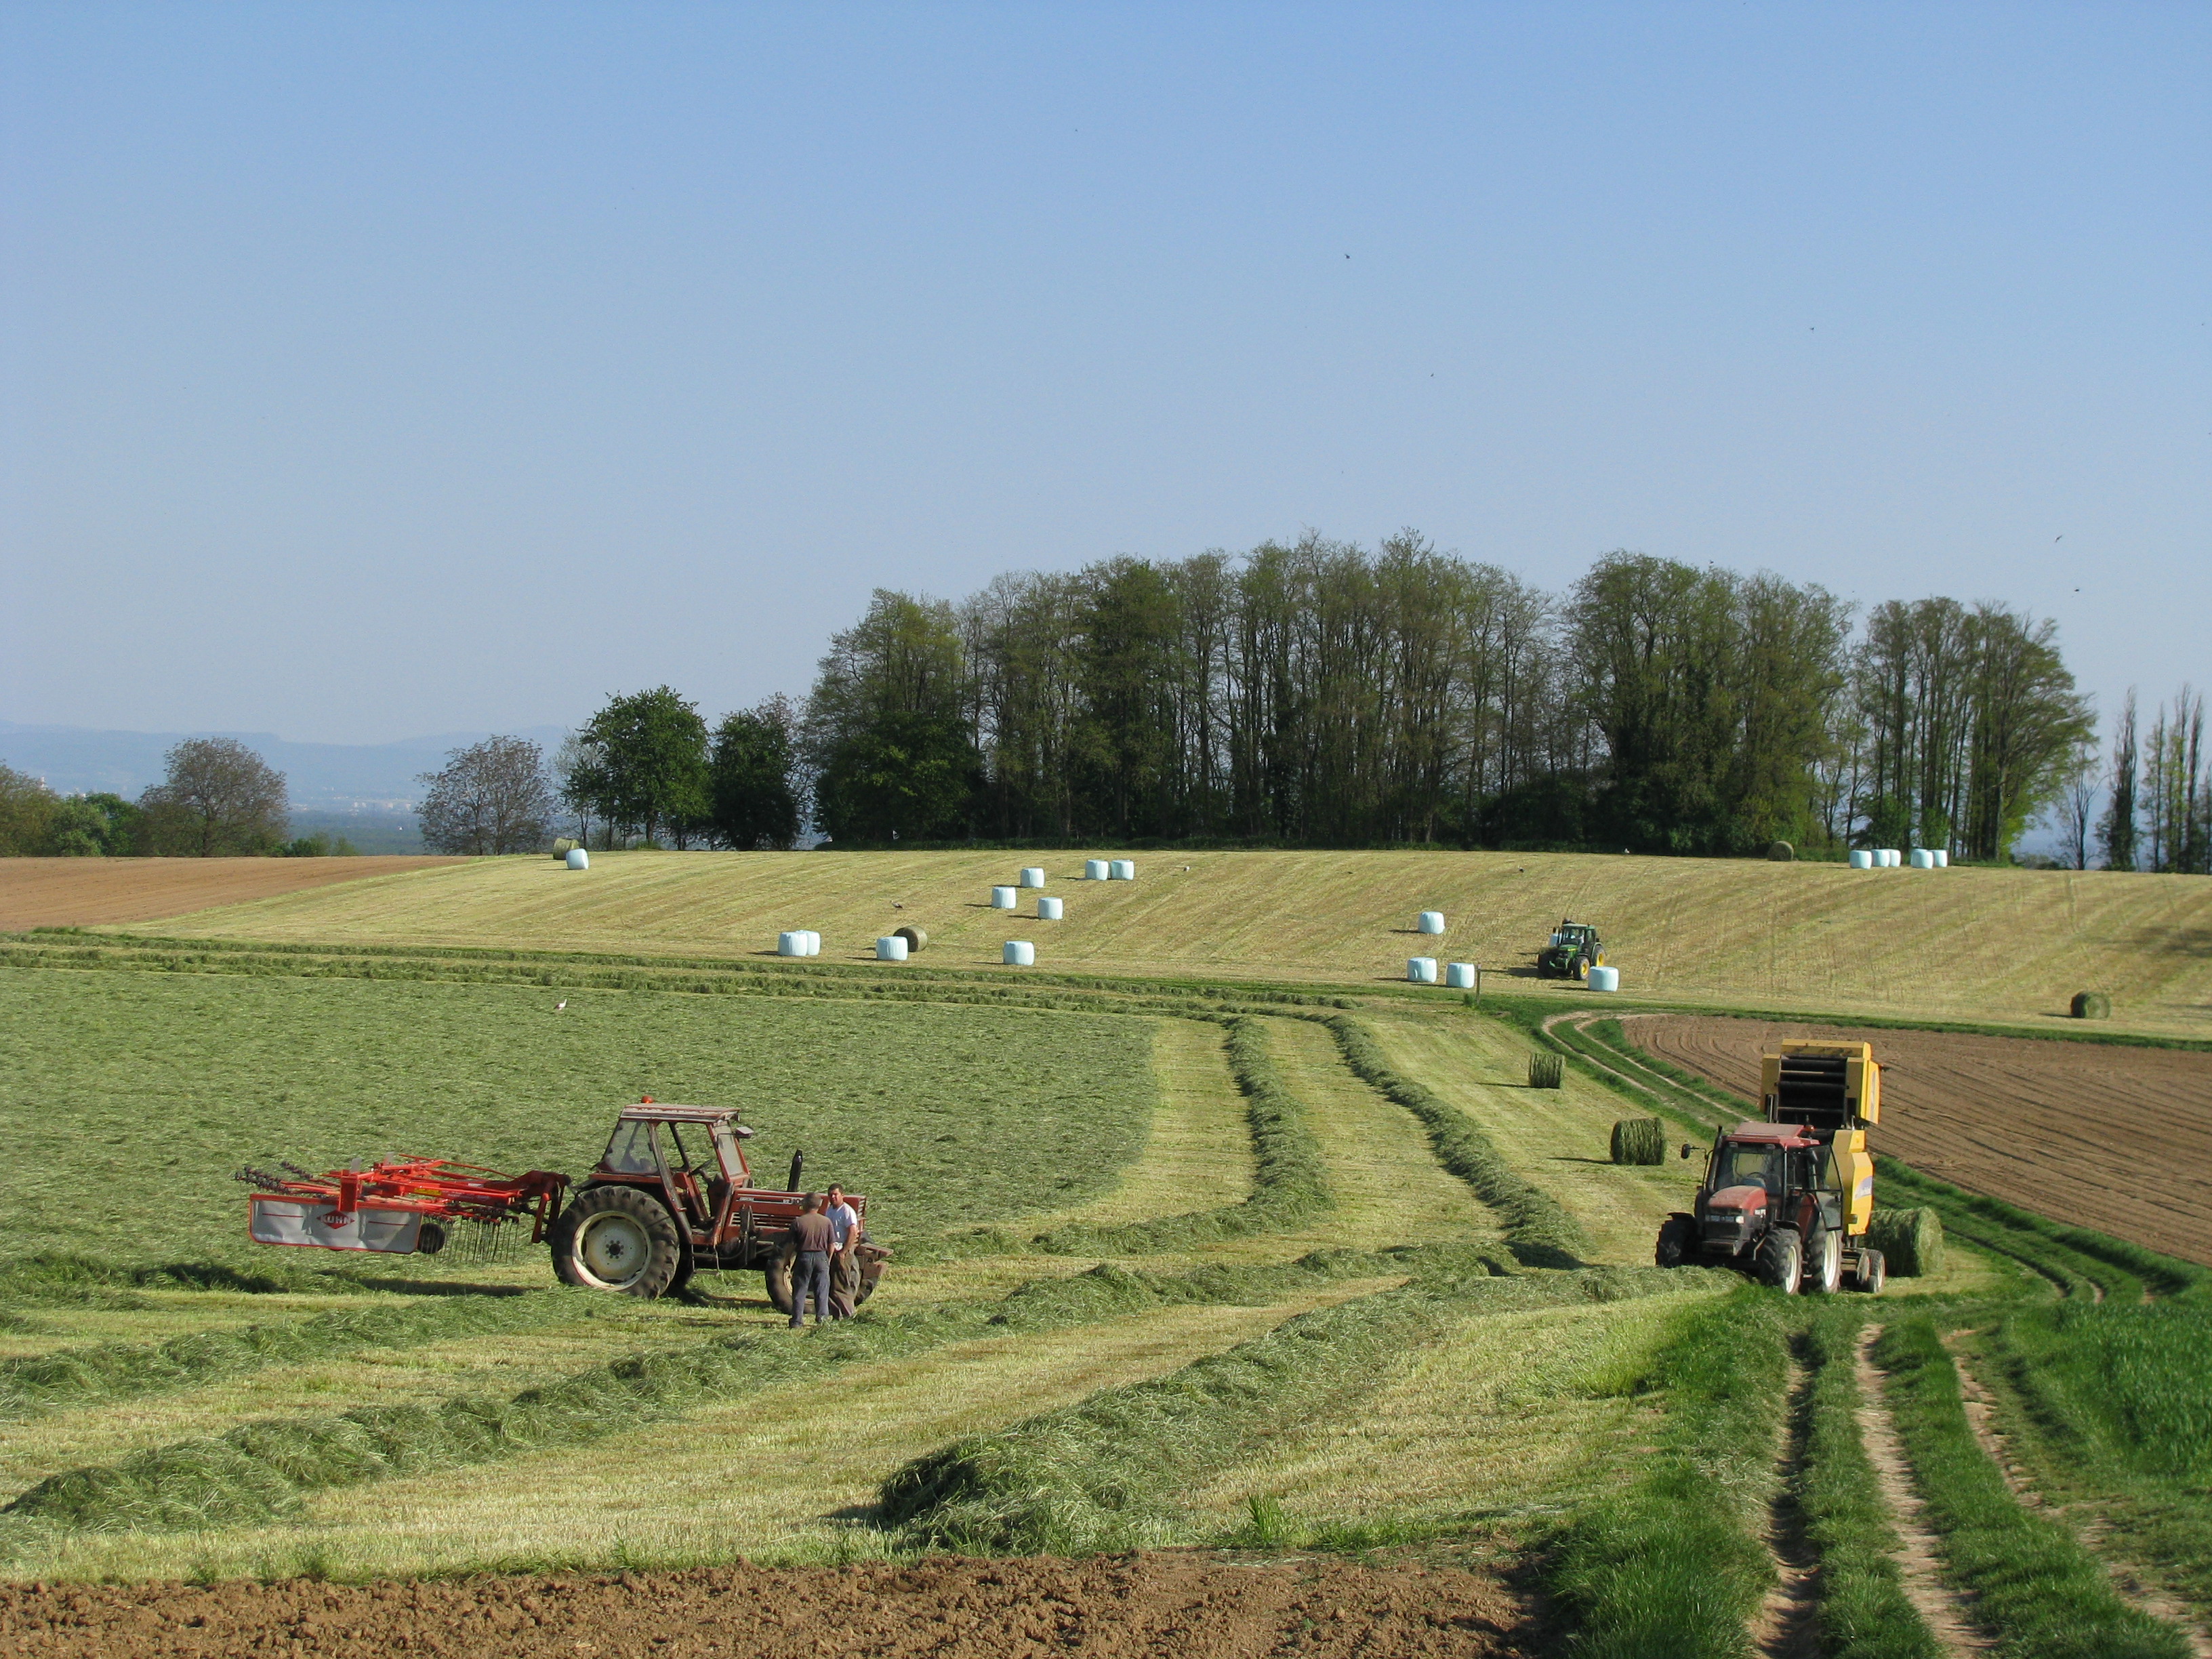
[0,720,570,810]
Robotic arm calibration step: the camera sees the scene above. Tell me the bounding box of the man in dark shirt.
[787,1193,835,1329]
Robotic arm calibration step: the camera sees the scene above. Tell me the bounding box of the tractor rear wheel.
[1854,1248,1887,1294]
[1804,1224,1843,1294]
[1757,1226,1803,1294]
[1655,1214,1696,1268]
[550,1186,685,1298]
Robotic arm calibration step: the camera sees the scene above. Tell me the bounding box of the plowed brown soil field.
[0,1555,1526,1658]
[0,857,461,930]
[1626,1014,2212,1266]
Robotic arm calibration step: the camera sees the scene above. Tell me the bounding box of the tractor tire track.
[1753,1351,1822,1659]
[1853,1326,1992,1656]
[1943,1335,2212,1658]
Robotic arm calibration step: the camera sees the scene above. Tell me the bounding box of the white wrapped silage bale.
[1109,859,1136,880]
[1038,895,1063,920]
[1019,867,1046,888]
[1407,957,1438,984]
[804,930,822,956]
[565,848,589,869]
[991,886,1018,909]
[1910,848,1934,869]
[1588,965,1620,992]
[1849,850,1874,869]
[1445,962,1475,989]
[1931,849,1949,867]
[778,930,805,957]
[1417,911,1446,935]
[1004,940,1036,966]
[876,935,908,961]
[1085,859,1109,880]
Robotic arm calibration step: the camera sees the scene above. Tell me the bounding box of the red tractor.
[1654,1040,1886,1294]
[241,1099,888,1309]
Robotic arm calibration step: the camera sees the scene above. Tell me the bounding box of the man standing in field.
[825,1183,861,1318]
[786,1193,835,1330]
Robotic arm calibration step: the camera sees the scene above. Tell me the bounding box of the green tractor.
[1538,919,1605,980]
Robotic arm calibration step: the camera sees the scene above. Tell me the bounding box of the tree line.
[5,535,2172,867]
[546,532,2110,863]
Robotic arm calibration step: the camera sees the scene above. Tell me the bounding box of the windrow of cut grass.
[1024,1017,1330,1256]
[1871,1317,2192,1659]
[876,1263,1698,1555]
[1542,1286,1790,1659]
[1879,1162,2207,1305]
[1,933,1352,1023]
[1324,1015,1588,1268]
[0,1290,592,1422]
[0,1243,1498,1539]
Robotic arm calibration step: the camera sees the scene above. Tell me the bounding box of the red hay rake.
[237,1158,569,1259]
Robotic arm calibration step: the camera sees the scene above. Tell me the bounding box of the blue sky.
[4,3,2206,748]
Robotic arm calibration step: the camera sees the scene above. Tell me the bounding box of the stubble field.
[57,846,2212,1033]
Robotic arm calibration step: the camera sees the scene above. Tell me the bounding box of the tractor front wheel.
[1757,1226,1803,1294]
[550,1186,686,1298]
[1655,1214,1696,1269]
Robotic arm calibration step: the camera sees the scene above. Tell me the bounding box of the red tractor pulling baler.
[242,1099,887,1309]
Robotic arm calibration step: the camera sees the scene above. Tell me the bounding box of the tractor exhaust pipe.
[787,1150,805,1193]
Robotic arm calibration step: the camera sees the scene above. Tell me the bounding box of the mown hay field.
[2,935,2205,1659]
[62,846,2212,1033]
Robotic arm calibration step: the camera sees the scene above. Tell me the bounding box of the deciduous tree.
[138,739,288,856]
[417,736,556,855]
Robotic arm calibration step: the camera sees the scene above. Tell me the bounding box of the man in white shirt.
[824,1183,861,1318]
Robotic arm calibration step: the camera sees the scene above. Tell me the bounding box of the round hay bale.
[1587,964,1620,992]
[991,886,1018,909]
[1406,957,1438,983]
[2070,990,2111,1020]
[1849,849,1874,869]
[565,848,589,870]
[1019,867,1046,888]
[1768,840,1794,862]
[1910,848,1935,869]
[1528,1053,1564,1090]
[1038,895,1063,920]
[1003,940,1036,966]
[893,925,927,952]
[1931,849,1949,867]
[1865,1207,1945,1277]
[1444,961,1475,989]
[1417,910,1446,935]
[1084,859,1109,880]
[1610,1118,1666,1165]
[876,935,907,962]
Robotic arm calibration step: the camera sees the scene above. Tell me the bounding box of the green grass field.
[2,848,2210,1656]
